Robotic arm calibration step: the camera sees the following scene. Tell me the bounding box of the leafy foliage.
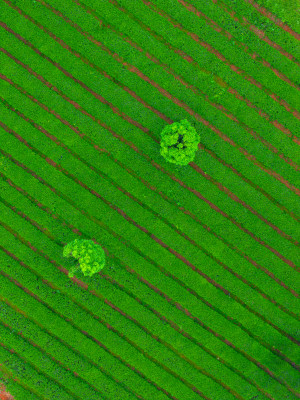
[159,119,200,166]
[256,0,299,26]
[63,239,106,278]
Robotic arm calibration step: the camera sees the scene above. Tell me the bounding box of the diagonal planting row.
[0,13,298,253]
[0,115,298,394]
[77,0,300,144]
[0,41,300,278]
[0,70,298,292]
[0,272,150,400]
[0,361,43,400]
[2,159,293,368]
[0,94,299,345]
[0,54,299,285]
[0,298,136,400]
[0,142,298,398]
[91,0,300,130]
[0,115,298,396]
[1,0,299,399]
[0,222,249,400]
[1,21,298,354]
[127,0,300,114]
[1,0,298,203]
[0,314,110,400]
[174,0,299,86]
[1,47,295,292]
[217,0,300,55]
[0,94,298,344]
[0,4,298,236]
[0,92,298,310]
[30,0,300,177]
[0,216,296,398]
[0,96,298,322]
[36,0,300,151]
[1,17,298,336]
[3,159,298,368]
[0,318,88,400]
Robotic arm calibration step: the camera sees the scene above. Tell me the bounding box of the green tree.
[159,119,200,166]
[63,239,106,278]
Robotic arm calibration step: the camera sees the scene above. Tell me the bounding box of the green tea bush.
[63,239,106,278]
[159,119,200,166]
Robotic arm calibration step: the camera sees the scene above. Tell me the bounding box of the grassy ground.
[0,0,299,399]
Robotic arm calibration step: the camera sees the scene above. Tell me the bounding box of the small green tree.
[63,239,106,278]
[159,119,200,166]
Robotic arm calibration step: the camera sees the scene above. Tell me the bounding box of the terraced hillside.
[0,0,299,399]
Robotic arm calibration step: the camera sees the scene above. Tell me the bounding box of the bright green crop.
[63,239,106,278]
[159,119,200,166]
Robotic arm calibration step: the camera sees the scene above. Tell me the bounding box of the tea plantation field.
[0,0,299,399]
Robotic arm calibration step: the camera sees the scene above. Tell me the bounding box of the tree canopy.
[159,119,200,166]
[63,239,106,278]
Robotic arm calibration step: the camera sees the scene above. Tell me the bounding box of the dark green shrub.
[159,119,200,166]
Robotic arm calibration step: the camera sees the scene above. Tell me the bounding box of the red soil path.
[0,384,14,400]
